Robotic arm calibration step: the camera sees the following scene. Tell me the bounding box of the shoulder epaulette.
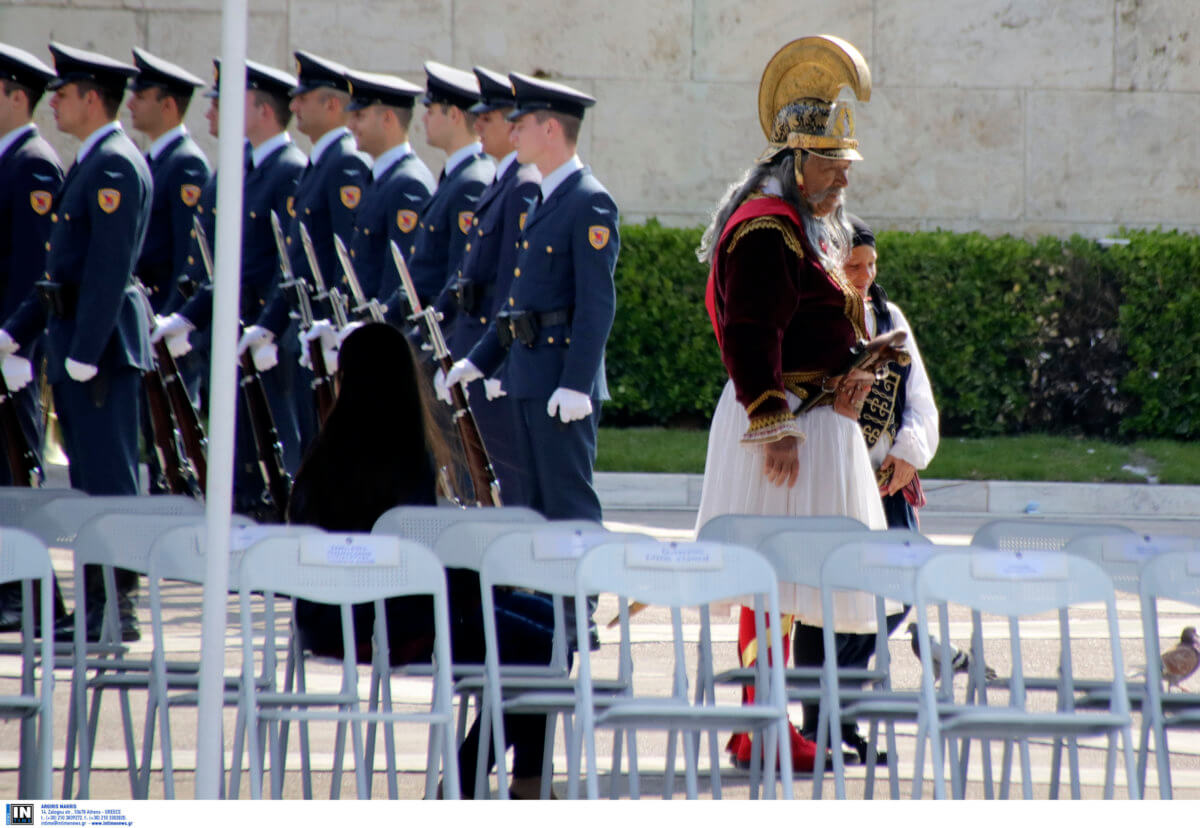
[725,214,805,260]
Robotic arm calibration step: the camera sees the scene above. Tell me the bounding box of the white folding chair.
[1137,547,1200,799]
[814,532,941,799]
[476,526,651,799]
[0,528,56,798]
[237,532,459,800]
[913,547,1139,800]
[1058,533,1196,797]
[358,505,546,797]
[574,540,793,800]
[968,518,1134,796]
[0,487,86,528]
[144,523,312,799]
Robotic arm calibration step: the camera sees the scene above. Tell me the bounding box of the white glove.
[546,387,592,423]
[335,320,364,347]
[237,325,272,356]
[484,378,507,400]
[0,330,19,357]
[152,313,195,357]
[298,319,339,374]
[433,367,453,405]
[1,355,33,392]
[65,358,98,383]
[444,358,483,388]
[251,341,278,372]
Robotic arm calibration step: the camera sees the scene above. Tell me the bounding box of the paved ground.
[0,496,1198,800]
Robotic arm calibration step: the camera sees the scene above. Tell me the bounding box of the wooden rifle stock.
[153,339,207,493]
[141,362,198,496]
[239,346,292,522]
[0,369,41,487]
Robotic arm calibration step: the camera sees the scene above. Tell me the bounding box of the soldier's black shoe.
[0,602,22,633]
[54,611,141,643]
[841,726,888,766]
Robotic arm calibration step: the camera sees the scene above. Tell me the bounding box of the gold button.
[51,214,58,223]
[409,245,415,254]
[63,213,69,220]
[363,228,370,235]
[465,243,471,251]
[473,217,479,226]
[479,316,487,324]
[508,297,514,306]
[44,242,50,251]
[523,241,529,249]
[350,250,356,258]
[419,222,424,228]
[259,298,265,306]
[188,256,195,264]
[189,229,196,238]
[43,272,49,279]
[545,246,553,253]
[514,267,520,277]
[429,225,435,231]
[286,236,292,244]
[197,206,203,214]
[547,336,554,344]
[565,337,571,344]
[305,208,311,214]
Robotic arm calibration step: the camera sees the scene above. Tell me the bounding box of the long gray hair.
[697,150,852,274]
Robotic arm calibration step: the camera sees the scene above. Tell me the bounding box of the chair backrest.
[20,494,203,548]
[147,523,317,590]
[819,531,940,605]
[1138,549,1200,613]
[697,513,866,546]
[238,532,448,606]
[1064,533,1198,597]
[371,504,545,547]
[577,540,777,611]
[971,518,1133,553]
[480,526,652,598]
[758,529,909,591]
[73,512,254,573]
[0,488,86,528]
[434,519,601,571]
[0,527,54,585]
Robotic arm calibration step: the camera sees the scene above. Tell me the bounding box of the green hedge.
[606,221,1200,439]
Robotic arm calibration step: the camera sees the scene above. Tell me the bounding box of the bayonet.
[332,234,385,323]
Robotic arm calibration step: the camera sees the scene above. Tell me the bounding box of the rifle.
[152,340,207,492]
[0,366,41,487]
[298,222,350,330]
[331,234,385,323]
[389,239,502,508]
[269,210,335,425]
[193,216,292,521]
[793,330,910,417]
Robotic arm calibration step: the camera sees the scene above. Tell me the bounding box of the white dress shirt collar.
[539,154,583,201]
[148,124,188,160]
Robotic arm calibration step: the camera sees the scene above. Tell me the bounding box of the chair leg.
[608,726,623,799]
[911,719,927,800]
[117,688,140,797]
[627,728,640,800]
[138,691,157,798]
[1048,737,1063,799]
[1019,738,1033,800]
[363,668,381,798]
[663,729,678,799]
[1068,735,1082,800]
[886,720,901,801]
[539,712,558,800]
[707,726,722,800]
[62,676,79,799]
[228,702,246,799]
[1153,718,1172,799]
[682,731,698,800]
[864,719,879,799]
[159,692,175,800]
[811,704,829,800]
[1122,726,1140,799]
[1103,733,1117,800]
[999,739,1012,799]
[330,716,348,799]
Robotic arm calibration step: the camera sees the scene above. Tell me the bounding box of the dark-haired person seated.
[287,322,561,798]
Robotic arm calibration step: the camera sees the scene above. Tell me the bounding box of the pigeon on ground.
[907,622,998,682]
[1161,626,1200,692]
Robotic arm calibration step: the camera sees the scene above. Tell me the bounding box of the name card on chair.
[300,534,400,567]
[626,542,722,570]
[861,542,934,569]
[229,525,286,552]
[1102,535,1187,563]
[971,549,1069,580]
[532,530,610,560]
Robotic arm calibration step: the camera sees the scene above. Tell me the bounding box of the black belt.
[35,281,79,320]
[495,308,571,348]
[453,280,494,316]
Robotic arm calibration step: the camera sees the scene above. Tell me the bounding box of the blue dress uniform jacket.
[137,131,210,314]
[444,160,540,359]
[5,126,152,496]
[0,125,62,485]
[347,150,434,305]
[383,150,493,317]
[256,130,370,336]
[469,166,619,400]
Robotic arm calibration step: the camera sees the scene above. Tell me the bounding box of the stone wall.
[2,0,1196,237]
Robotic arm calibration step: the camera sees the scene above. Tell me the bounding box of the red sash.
[704,196,805,348]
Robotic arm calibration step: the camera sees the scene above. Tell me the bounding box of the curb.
[595,472,1200,520]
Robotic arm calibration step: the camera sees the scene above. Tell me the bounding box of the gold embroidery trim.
[726,215,805,260]
[745,389,787,416]
[746,409,796,433]
[828,265,867,340]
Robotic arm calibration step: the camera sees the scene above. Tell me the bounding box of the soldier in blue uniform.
[381,62,494,320]
[446,74,619,522]
[239,50,370,453]
[153,59,307,512]
[0,43,152,640]
[126,48,210,493]
[431,66,541,508]
[343,69,435,306]
[0,43,65,629]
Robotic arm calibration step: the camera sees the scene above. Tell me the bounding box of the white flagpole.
[195,0,247,798]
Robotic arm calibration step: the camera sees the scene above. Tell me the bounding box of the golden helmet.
[758,35,871,161]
